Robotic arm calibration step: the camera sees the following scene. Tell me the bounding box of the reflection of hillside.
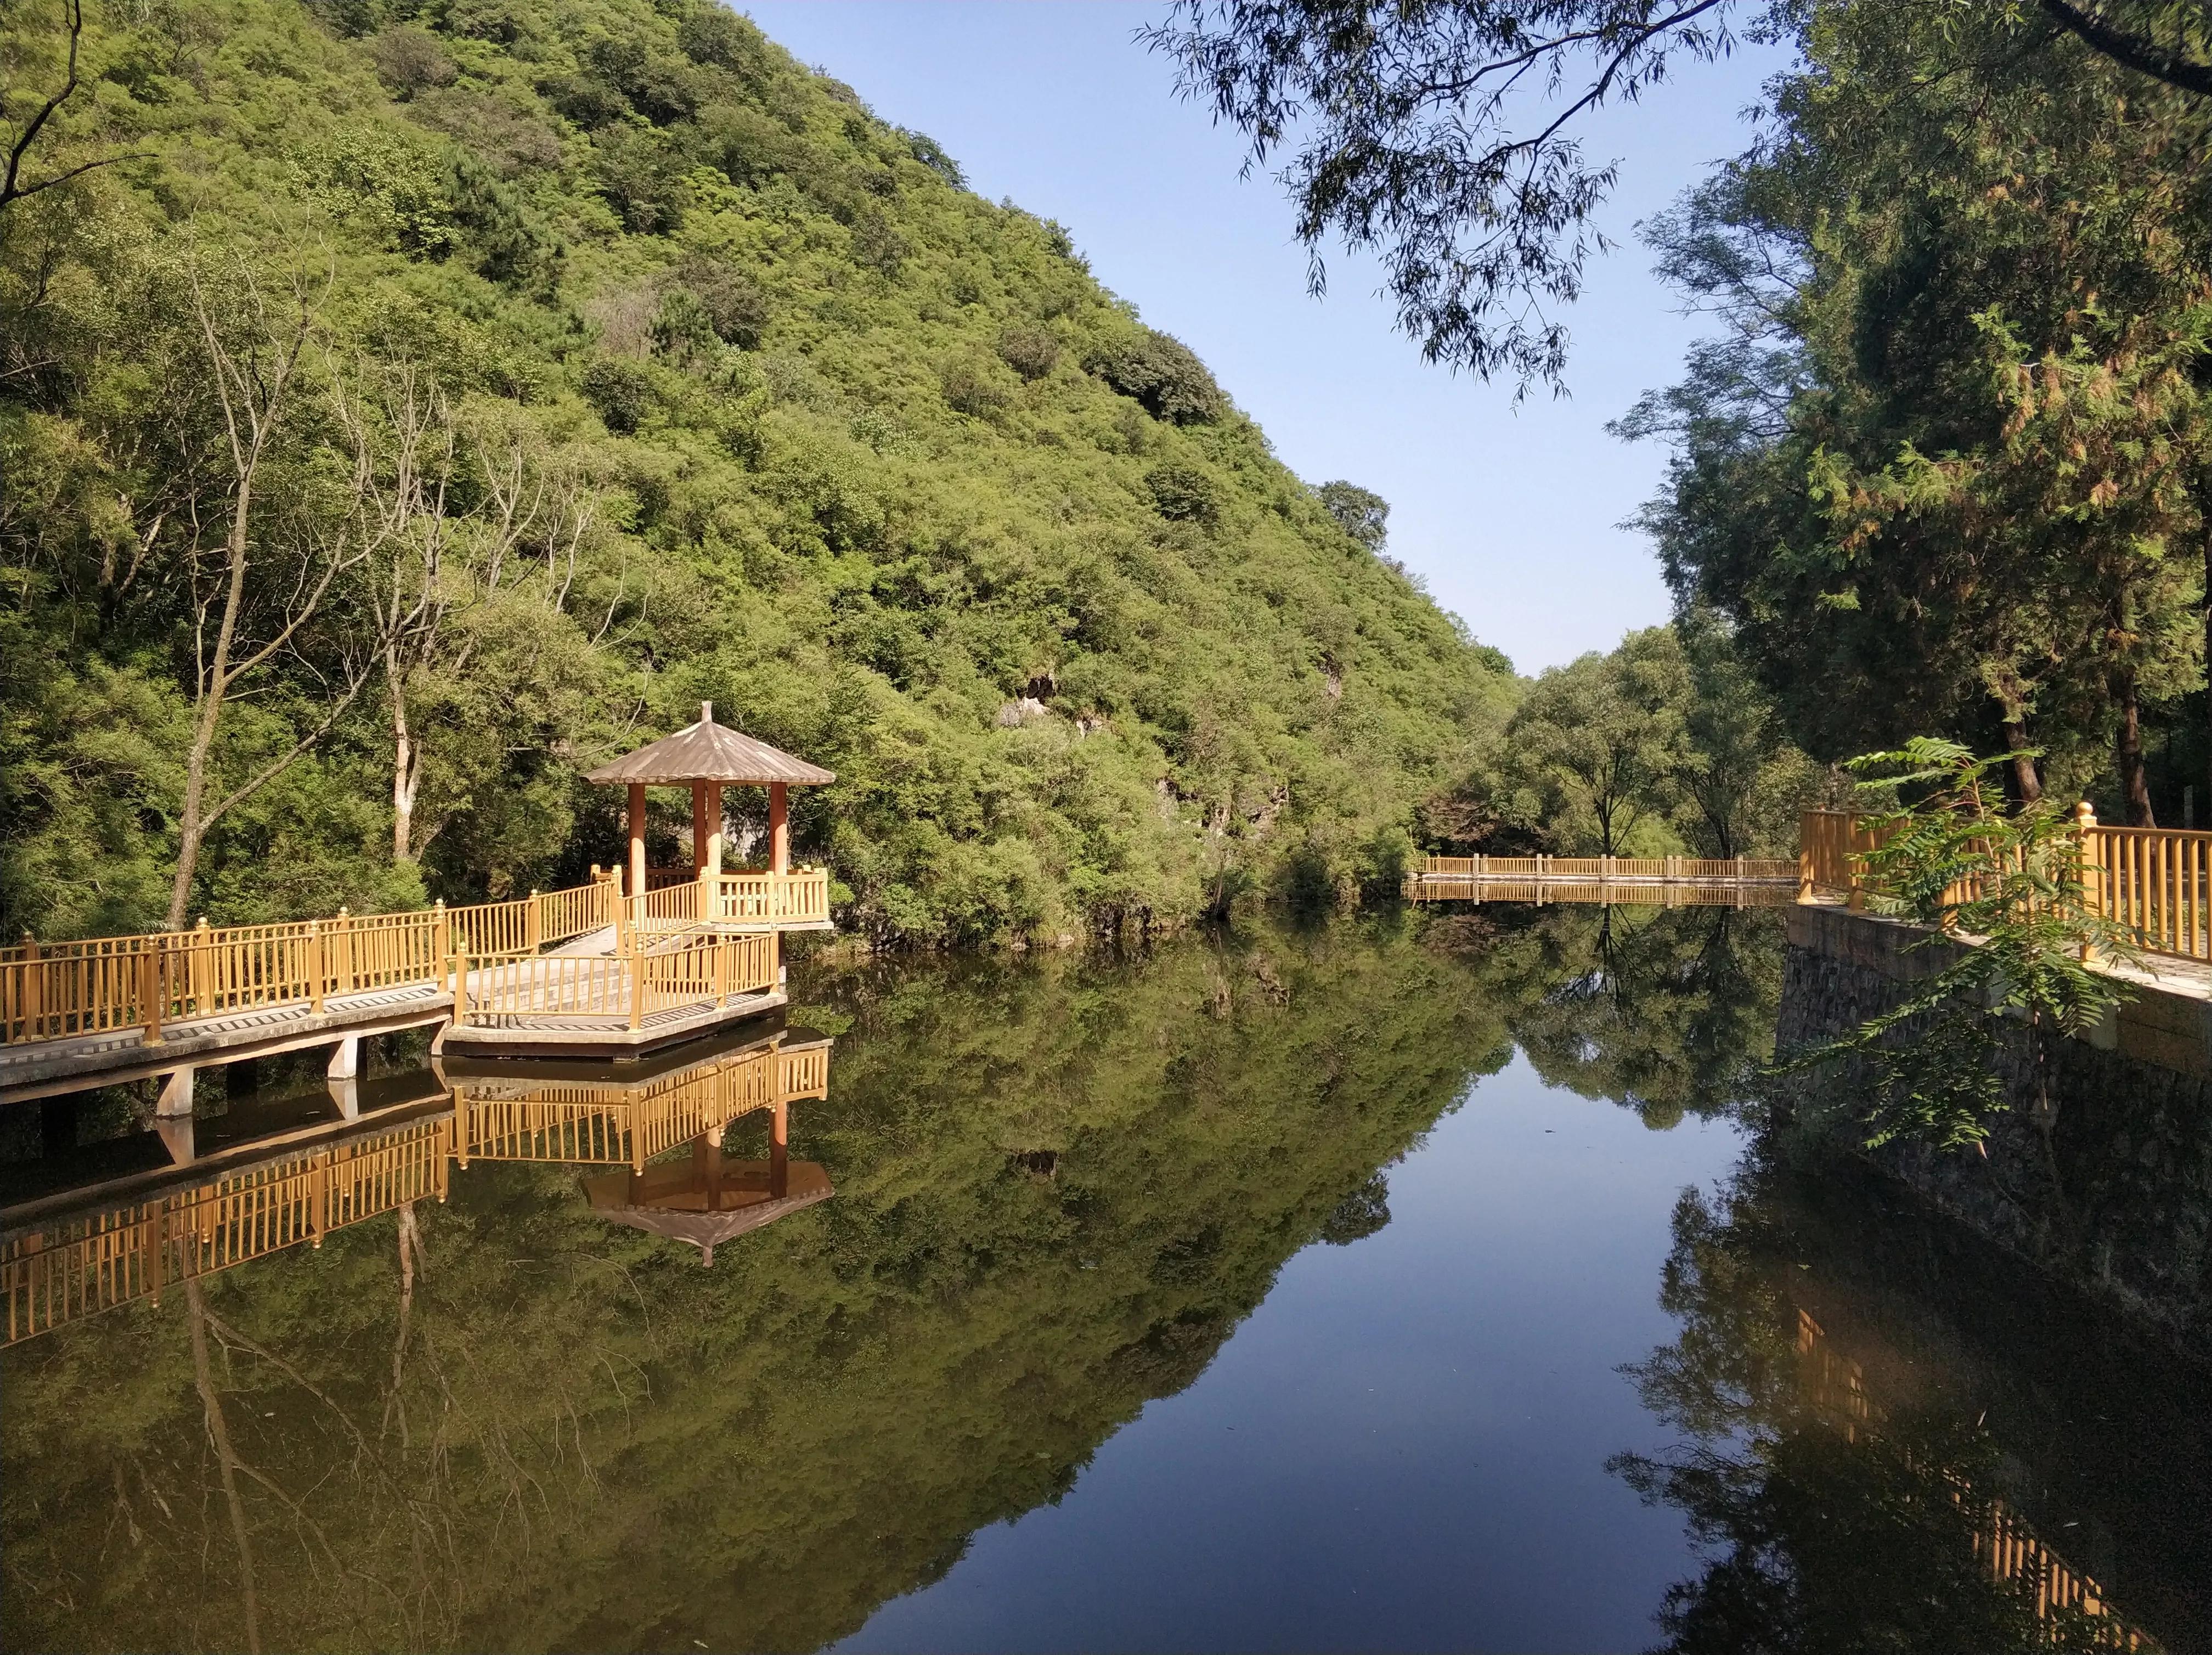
[1,921,1549,1655]
[1614,1157,2205,1652]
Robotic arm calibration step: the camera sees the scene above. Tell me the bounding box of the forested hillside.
[0,0,1512,944]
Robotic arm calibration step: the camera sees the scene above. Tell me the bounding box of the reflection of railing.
[454,1036,830,1169]
[1,1116,453,1345]
[1800,807,2212,965]
[5,1034,834,1342]
[1794,1310,2152,1650]
[1,880,621,1047]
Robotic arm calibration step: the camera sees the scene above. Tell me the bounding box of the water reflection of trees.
[1613,1160,2166,1653]
[2,918,1551,1655]
[1430,904,1787,1128]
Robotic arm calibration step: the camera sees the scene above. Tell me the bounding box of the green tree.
[1493,625,1691,854]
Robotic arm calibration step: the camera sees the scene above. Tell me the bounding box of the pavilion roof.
[584,703,835,786]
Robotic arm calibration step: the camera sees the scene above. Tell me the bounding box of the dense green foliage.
[0,0,1513,945]
[1427,620,1820,858]
[1624,6,2212,823]
[0,910,1786,1653]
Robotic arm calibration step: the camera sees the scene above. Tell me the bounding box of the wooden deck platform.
[437,987,787,1061]
[0,984,454,1104]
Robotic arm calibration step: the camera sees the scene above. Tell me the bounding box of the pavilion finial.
[701,700,713,725]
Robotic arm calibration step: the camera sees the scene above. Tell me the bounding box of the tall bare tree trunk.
[388,654,422,864]
[2115,667,2156,826]
[168,467,257,930]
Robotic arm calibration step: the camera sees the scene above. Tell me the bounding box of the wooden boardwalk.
[1404,853,1798,905]
[1,870,829,1104]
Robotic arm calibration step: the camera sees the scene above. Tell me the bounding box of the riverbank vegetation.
[0,0,1517,947]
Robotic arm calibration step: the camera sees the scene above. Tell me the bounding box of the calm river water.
[3,907,2206,1652]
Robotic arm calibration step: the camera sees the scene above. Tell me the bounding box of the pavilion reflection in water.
[1,1027,833,1343]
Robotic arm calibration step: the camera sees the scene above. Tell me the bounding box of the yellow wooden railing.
[626,868,832,936]
[452,931,777,1032]
[1,1114,453,1344]
[2,869,830,1049]
[1413,853,1799,882]
[1801,806,2212,966]
[1,880,619,1047]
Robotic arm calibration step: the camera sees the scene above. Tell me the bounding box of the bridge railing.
[1800,807,2212,965]
[453,930,777,1033]
[1413,853,1798,882]
[1,879,627,1048]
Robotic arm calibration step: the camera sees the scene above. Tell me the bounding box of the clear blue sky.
[744,2,1792,675]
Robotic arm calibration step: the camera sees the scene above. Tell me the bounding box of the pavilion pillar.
[769,783,790,875]
[627,783,646,897]
[691,781,709,879]
[704,782,724,875]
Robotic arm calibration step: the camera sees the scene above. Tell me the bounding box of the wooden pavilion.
[585,702,835,897]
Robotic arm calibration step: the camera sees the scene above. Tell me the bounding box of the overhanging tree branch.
[2038,0,2212,94]
[1,0,152,213]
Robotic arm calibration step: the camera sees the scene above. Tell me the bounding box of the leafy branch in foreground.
[1780,738,2137,1151]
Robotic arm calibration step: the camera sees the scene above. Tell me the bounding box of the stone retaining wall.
[1780,904,2212,1363]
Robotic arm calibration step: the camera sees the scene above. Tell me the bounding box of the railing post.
[435,898,449,971]
[453,947,470,1026]
[189,918,212,1016]
[22,932,42,1040]
[628,953,645,1032]
[332,908,355,998]
[308,920,326,1014]
[2075,801,2102,964]
[139,943,165,1046]
[696,872,714,926]
[527,889,542,952]
[715,936,730,1007]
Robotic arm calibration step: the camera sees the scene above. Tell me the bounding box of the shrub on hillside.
[1147,464,1220,523]
[1087,329,1223,424]
[368,26,455,97]
[580,360,654,433]
[676,5,766,77]
[672,256,769,348]
[941,353,1014,418]
[996,325,1059,381]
